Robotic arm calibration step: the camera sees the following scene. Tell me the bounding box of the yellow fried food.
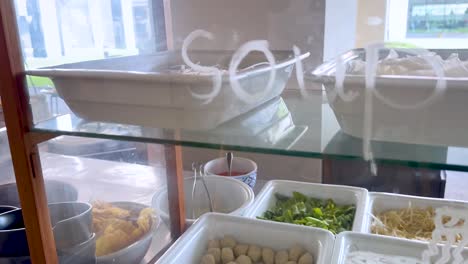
[93,201,132,234]
[137,208,153,231]
[96,228,131,256]
[92,201,155,256]
[93,201,131,218]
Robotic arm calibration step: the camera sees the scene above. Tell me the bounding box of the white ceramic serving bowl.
[204,157,257,188]
[332,232,468,263]
[362,192,468,238]
[152,176,254,226]
[27,51,309,130]
[156,213,335,264]
[244,180,368,232]
[313,48,468,147]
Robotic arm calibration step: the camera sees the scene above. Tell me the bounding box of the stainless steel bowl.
[0,180,78,207]
[0,202,93,257]
[49,202,93,249]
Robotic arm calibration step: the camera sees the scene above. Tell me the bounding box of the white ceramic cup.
[152,176,254,226]
[204,157,257,188]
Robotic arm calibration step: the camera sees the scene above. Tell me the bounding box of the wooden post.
[322,158,333,184]
[0,1,58,263]
[164,144,186,237]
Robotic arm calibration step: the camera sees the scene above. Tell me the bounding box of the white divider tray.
[332,231,468,263]
[363,192,468,238]
[156,213,335,264]
[243,180,368,232]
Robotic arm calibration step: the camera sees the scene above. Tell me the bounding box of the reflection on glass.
[39,143,171,263]
[15,0,157,67]
[387,0,468,48]
[6,0,468,262]
[14,0,161,125]
[408,2,468,38]
[0,128,15,185]
[0,130,171,262]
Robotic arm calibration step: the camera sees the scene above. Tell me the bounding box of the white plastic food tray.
[27,50,308,130]
[363,192,468,238]
[156,213,335,264]
[243,180,368,232]
[331,231,468,263]
[310,48,468,147]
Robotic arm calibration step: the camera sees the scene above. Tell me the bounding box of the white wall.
[355,0,387,47]
[167,0,326,68]
[324,0,358,61]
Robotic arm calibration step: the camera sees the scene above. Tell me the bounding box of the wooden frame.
[0,1,58,262]
[164,145,187,237]
[0,0,186,263]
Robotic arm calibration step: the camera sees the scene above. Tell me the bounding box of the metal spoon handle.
[191,162,198,219]
[226,152,233,177]
[199,164,214,212]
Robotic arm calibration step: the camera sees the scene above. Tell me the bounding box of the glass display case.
[0,0,467,263]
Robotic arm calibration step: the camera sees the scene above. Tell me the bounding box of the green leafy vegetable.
[257,192,355,234]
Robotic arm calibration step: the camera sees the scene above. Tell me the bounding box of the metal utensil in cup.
[191,162,214,219]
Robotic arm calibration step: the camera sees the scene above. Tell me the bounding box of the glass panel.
[38,138,172,263]
[0,127,16,190]
[8,0,468,262]
[30,90,468,172]
[11,0,466,171]
[0,123,26,259]
[0,100,4,128]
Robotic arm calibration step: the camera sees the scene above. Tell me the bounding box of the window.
[14,0,163,68]
[387,0,468,49]
[13,0,166,123]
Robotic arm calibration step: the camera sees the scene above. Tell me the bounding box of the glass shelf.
[32,89,468,172]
